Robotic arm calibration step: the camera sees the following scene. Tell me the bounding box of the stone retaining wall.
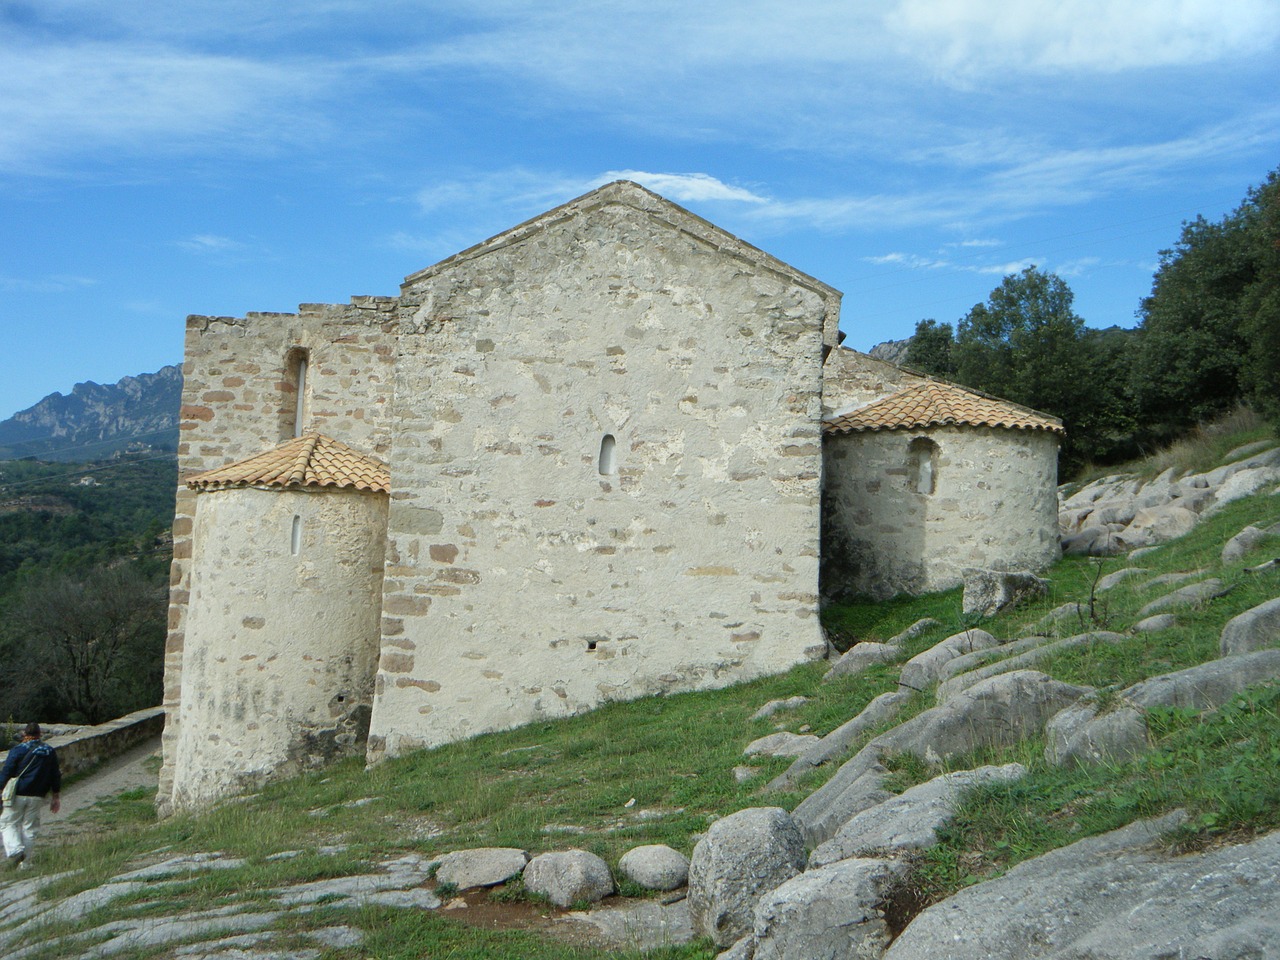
[44,707,166,779]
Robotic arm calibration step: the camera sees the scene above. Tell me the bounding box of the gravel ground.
[42,736,161,840]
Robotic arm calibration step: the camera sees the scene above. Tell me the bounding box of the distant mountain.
[867,337,912,366]
[0,366,182,462]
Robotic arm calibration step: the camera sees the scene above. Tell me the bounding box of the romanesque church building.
[159,181,1062,813]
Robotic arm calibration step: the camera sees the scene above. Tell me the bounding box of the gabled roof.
[187,433,390,493]
[824,381,1064,436]
[401,179,841,304]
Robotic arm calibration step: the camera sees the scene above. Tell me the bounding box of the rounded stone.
[617,844,690,892]
[523,849,615,908]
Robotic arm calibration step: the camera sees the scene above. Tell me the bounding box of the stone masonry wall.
[823,425,1060,600]
[159,299,398,814]
[821,348,930,417]
[366,188,833,759]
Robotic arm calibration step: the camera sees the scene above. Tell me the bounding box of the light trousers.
[0,795,43,860]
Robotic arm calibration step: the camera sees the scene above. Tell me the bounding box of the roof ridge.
[289,432,322,485]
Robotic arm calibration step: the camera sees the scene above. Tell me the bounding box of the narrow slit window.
[598,433,617,475]
[290,515,302,556]
[908,437,938,495]
[293,355,308,437]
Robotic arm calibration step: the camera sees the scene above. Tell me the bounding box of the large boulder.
[962,571,1049,617]
[790,751,893,847]
[824,642,900,680]
[1221,523,1278,565]
[744,732,820,758]
[1205,465,1280,514]
[1115,504,1199,549]
[617,845,689,892]
[1043,700,1149,768]
[1061,525,1124,557]
[809,763,1026,868]
[748,858,908,960]
[883,816,1280,960]
[1123,649,1280,711]
[1220,597,1280,656]
[793,671,1088,845]
[688,807,806,947]
[1137,577,1230,617]
[766,691,910,793]
[1096,566,1147,591]
[750,697,808,721]
[877,670,1091,765]
[935,632,1126,703]
[433,847,529,891]
[522,850,614,908]
[1046,650,1280,768]
[898,628,999,693]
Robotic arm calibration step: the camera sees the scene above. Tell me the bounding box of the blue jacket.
[0,740,61,799]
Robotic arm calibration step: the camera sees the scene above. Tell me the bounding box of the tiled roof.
[824,381,1064,436]
[187,434,390,493]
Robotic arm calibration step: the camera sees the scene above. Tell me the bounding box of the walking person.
[0,723,61,869]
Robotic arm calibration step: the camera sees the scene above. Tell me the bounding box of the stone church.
[158,181,1062,813]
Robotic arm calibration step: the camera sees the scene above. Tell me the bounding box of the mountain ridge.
[0,365,182,461]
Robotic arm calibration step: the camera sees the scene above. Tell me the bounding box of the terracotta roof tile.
[824,381,1064,436]
[187,433,390,493]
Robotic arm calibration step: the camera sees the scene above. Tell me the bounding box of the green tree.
[905,319,956,377]
[1,564,166,723]
[955,266,1086,407]
[1238,169,1280,429]
[950,266,1135,472]
[1131,166,1280,437]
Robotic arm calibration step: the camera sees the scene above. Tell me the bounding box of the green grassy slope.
[20,430,1280,959]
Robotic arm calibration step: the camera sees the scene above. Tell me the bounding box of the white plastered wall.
[171,485,387,811]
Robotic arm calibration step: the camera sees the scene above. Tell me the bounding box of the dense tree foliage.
[0,455,174,723]
[943,266,1129,471]
[904,319,956,378]
[900,167,1278,473]
[1132,167,1280,439]
[2,564,166,724]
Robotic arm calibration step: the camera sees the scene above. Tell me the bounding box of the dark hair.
[22,722,40,739]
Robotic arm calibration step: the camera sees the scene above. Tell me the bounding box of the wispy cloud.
[887,0,1280,78]
[414,169,765,217]
[0,38,334,174]
[176,234,246,254]
[0,273,97,294]
[863,252,950,270]
[596,171,767,204]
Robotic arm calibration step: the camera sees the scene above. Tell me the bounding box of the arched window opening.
[598,434,617,476]
[290,515,303,556]
[908,437,938,495]
[286,348,310,438]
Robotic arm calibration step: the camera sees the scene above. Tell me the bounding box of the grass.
[16,419,1280,956]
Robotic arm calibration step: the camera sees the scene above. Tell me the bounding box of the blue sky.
[2,0,1278,420]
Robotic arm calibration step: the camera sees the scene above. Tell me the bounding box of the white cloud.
[0,274,97,294]
[887,0,1280,77]
[971,258,1039,276]
[0,38,333,174]
[863,252,950,270]
[414,169,764,218]
[177,235,246,254]
[595,171,767,204]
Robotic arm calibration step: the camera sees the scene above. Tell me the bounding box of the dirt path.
[43,736,161,840]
